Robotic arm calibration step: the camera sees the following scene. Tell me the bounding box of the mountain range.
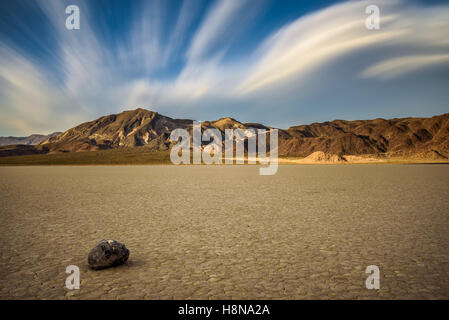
[0,132,61,146]
[1,108,448,160]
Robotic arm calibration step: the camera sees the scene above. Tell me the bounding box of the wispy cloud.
[162,0,203,64]
[236,0,449,94]
[0,45,86,135]
[361,54,449,79]
[0,0,448,136]
[186,0,249,62]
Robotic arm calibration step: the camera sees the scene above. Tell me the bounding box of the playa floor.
[0,165,448,299]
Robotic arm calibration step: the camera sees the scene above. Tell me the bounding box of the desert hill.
[37,109,258,153]
[39,109,191,152]
[0,108,448,160]
[280,114,449,159]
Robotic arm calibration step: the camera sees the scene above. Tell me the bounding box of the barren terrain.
[1,165,448,299]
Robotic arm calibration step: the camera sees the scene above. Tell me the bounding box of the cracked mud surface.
[1,165,448,299]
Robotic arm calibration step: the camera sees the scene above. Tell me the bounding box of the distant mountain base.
[0,148,172,165]
[0,144,50,157]
[280,151,448,164]
[0,148,448,166]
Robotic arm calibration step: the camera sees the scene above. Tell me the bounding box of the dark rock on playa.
[88,239,130,270]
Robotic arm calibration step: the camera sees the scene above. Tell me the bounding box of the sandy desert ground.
[0,165,448,299]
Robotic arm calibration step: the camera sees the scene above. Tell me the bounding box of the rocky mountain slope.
[0,132,61,146]
[279,114,449,159]
[1,108,448,159]
[39,109,191,152]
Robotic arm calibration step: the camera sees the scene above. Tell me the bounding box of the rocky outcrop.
[88,239,130,270]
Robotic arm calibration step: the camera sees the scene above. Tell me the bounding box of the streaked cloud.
[187,0,249,62]
[0,0,448,136]
[0,45,87,135]
[361,54,449,79]
[237,0,449,94]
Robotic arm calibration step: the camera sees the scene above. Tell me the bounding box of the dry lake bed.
[0,165,448,299]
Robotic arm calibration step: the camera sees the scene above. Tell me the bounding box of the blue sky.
[0,0,448,136]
